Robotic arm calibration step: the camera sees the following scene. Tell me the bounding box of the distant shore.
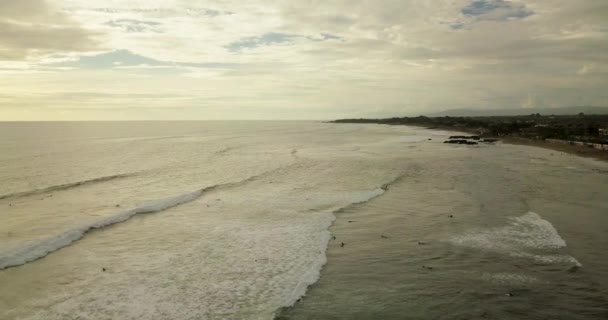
[331,120,608,163]
[427,124,608,162]
[500,136,608,162]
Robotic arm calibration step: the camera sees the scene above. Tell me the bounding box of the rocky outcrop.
[444,139,478,145]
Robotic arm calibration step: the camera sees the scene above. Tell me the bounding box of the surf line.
[0,166,289,270]
[274,173,405,316]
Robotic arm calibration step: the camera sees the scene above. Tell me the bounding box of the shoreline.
[437,123,608,162]
[352,122,608,163]
[498,136,608,162]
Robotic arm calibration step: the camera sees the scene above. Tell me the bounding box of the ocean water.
[1,121,607,319]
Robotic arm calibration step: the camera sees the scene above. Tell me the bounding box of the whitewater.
[1,121,608,320]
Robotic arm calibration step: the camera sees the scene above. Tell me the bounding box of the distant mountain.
[429,106,608,117]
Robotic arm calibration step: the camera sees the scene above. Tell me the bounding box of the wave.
[0,174,133,201]
[274,174,404,316]
[450,211,581,267]
[0,165,295,270]
[0,188,210,270]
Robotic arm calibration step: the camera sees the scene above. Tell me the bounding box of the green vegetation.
[333,114,608,144]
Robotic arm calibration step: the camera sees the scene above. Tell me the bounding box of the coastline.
[350,122,608,163]
[442,124,608,162]
[499,136,608,162]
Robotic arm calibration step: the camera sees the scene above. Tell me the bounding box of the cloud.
[2,0,608,120]
[317,33,345,41]
[202,9,231,17]
[0,0,99,60]
[53,50,166,69]
[225,32,344,53]
[48,49,238,70]
[70,5,232,18]
[462,0,533,21]
[104,19,163,33]
[450,22,466,30]
[225,33,300,52]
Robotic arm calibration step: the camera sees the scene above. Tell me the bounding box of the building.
[600,128,608,137]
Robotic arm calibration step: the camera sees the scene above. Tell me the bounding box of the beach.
[417,123,608,163]
[1,121,607,319]
[501,137,608,163]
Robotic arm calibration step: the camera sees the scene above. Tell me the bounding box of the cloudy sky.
[1,0,607,120]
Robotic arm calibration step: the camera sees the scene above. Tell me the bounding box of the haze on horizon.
[1,0,607,121]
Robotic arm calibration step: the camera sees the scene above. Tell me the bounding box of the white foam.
[280,217,334,310]
[450,211,581,266]
[0,165,294,271]
[276,186,388,312]
[481,272,538,285]
[513,252,582,266]
[0,189,204,270]
[510,212,567,250]
[0,184,391,320]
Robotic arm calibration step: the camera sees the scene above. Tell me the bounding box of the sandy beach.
[501,137,608,163]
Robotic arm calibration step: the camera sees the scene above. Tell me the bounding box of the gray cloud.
[0,0,99,60]
[203,9,228,17]
[450,22,466,30]
[225,32,344,53]
[318,33,344,41]
[225,33,300,52]
[75,6,232,18]
[104,19,163,33]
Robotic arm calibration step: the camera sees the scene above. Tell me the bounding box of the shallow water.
[1,121,607,319]
[278,134,608,320]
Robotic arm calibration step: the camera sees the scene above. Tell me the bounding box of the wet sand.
[501,137,608,163]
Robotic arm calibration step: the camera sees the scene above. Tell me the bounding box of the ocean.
[1,121,607,319]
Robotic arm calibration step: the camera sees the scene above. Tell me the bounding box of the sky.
[1,0,607,120]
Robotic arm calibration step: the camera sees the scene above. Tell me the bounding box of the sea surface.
[0,121,607,320]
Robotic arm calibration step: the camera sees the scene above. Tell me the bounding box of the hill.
[429,106,608,117]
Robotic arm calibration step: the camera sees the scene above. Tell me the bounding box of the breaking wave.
[0,173,134,200]
[450,211,581,267]
[274,174,404,316]
[0,164,307,270]
[0,189,207,270]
